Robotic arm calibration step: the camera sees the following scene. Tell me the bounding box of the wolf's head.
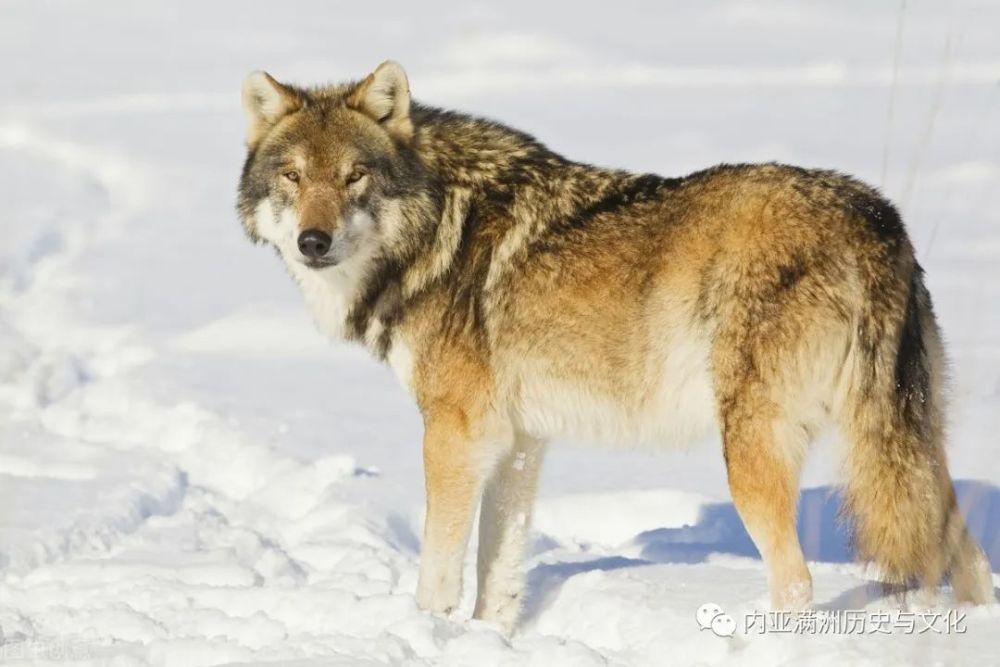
[237,61,431,275]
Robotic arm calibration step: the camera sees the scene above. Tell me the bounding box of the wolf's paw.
[773,577,813,611]
[415,571,462,615]
[952,545,997,605]
[472,591,521,635]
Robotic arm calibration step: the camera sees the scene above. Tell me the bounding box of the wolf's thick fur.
[237,62,995,631]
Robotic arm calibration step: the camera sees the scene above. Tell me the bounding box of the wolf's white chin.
[254,198,385,343]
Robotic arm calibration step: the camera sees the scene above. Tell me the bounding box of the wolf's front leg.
[473,434,545,633]
[416,407,498,615]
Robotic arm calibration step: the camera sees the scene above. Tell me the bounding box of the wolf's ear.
[347,61,413,141]
[242,71,301,147]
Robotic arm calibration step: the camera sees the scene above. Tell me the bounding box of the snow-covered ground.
[1,1,998,664]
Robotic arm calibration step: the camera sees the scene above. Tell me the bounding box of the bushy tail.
[841,263,994,601]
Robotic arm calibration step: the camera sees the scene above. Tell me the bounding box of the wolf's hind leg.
[723,401,813,610]
[473,434,545,632]
[945,498,995,604]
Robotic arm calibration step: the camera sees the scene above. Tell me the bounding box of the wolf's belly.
[510,344,719,447]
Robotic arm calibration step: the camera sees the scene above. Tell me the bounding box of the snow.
[1,0,999,664]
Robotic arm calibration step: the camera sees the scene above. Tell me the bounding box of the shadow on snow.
[523,480,1000,621]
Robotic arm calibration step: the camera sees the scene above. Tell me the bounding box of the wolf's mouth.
[302,258,338,269]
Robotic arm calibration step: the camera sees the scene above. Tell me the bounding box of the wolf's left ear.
[242,71,301,147]
[347,61,413,141]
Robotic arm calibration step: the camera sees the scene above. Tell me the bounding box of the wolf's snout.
[298,229,332,259]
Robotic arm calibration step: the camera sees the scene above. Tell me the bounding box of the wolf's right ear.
[242,71,301,147]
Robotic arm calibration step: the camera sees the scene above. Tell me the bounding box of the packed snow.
[1,1,998,665]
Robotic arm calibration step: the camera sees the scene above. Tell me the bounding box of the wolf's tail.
[840,259,994,600]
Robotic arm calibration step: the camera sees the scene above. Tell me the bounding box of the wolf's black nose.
[298,229,331,259]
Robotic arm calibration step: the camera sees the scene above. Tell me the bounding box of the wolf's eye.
[346,168,367,185]
[283,171,300,183]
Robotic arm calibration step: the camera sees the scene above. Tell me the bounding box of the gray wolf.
[236,61,995,632]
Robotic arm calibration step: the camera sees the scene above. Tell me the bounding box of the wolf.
[236,61,995,632]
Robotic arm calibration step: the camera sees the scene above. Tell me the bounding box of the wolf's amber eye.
[283,171,300,183]
[346,168,367,185]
